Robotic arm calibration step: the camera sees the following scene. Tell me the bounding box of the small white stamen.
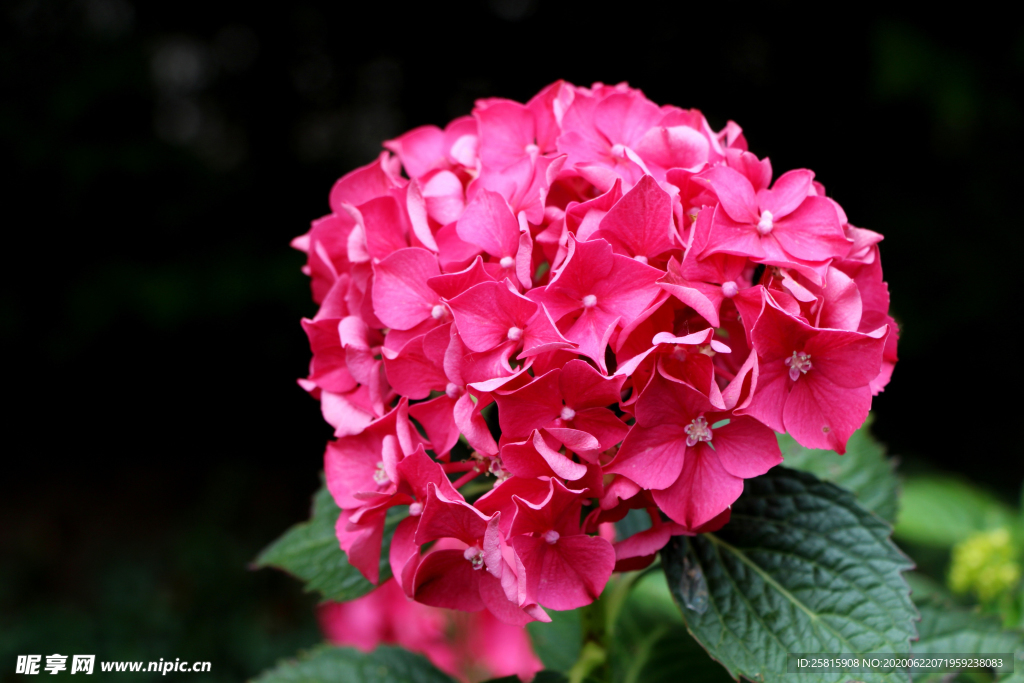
[445,382,462,399]
[542,530,560,545]
[684,416,713,448]
[582,294,597,308]
[431,304,447,320]
[697,344,715,357]
[463,546,484,570]
[721,281,739,298]
[499,256,515,269]
[633,255,649,264]
[525,143,539,155]
[560,406,576,421]
[409,501,423,517]
[610,143,628,158]
[785,351,812,380]
[507,326,523,341]
[757,210,774,236]
[373,462,390,485]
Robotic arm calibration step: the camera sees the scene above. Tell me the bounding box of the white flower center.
[445,382,462,399]
[373,461,390,485]
[431,304,447,320]
[409,501,423,517]
[757,210,774,236]
[507,326,523,341]
[560,406,576,421]
[684,416,713,448]
[633,255,649,264]
[463,546,484,570]
[525,143,539,155]
[721,281,739,298]
[582,294,597,308]
[542,530,560,545]
[785,351,812,380]
[499,256,515,269]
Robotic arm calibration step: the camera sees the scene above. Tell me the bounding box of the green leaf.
[526,609,582,673]
[254,483,406,602]
[913,597,1024,683]
[252,645,455,683]
[662,466,917,683]
[896,476,1016,548]
[609,569,733,683]
[778,418,900,523]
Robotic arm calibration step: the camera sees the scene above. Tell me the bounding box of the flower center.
[757,210,774,236]
[721,280,739,298]
[525,143,539,155]
[373,461,390,486]
[409,501,423,517]
[542,530,560,545]
[463,546,484,570]
[582,294,597,308]
[431,304,447,320]
[784,351,812,380]
[507,326,523,341]
[499,255,515,269]
[445,382,463,399]
[633,255,649,264]
[684,416,713,448]
[560,406,576,421]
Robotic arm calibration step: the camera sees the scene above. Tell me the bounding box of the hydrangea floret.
[292,80,898,626]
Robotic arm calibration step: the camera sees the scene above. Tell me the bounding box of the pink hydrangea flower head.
[293,80,898,621]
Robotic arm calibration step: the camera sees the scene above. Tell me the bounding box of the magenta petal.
[805,327,887,389]
[382,334,446,400]
[372,247,441,330]
[448,280,538,353]
[511,534,615,611]
[500,433,560,480]
[771,196,849,262]
[389,515,421,592]
[544,427,600,453]
[700,165,758,224]
[653,443,744,530]
[757,168,814,218]
[570,408,629,452]
[494,369,563,438]
[595,174,674,260]
[413,548,486,611]
[416,484,490,546]
[532,430,589,481]
[521,304,576,357]
[711,416,783,478]
[613,522,682,562]
[479,570,532,626]
[784,375,871,454]
[457,188,521,259]
[407,395,460,457]
[560,359,625,409]
[634,125,709,172]
[735,358,788,433]
[606,423,687,490]
[336,509,386,584]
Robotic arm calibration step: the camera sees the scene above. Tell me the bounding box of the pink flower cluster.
[292,80,897,625]
[319,580,541,682]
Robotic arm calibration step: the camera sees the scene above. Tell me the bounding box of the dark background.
[2,1,1021,680]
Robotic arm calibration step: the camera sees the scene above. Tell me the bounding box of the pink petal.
[511,534,615,611]
[784,374,871,454]
[384,125,447,180]
[757,169,814,219]
[457,188,521,259]
[372,247,441,330]
[422,170,466,227]
[699,165,758,224]
[653,443,744,530]
[413,548,486,611]
[805,326,887,388]
[634,125,710,172]
[606,423,687,490]
[329,152,402,212]
[711,416,783,478]
[447,280,537,353]
[595,174,674,260]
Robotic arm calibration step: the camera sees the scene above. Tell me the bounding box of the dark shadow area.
[2,2,1021,679]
